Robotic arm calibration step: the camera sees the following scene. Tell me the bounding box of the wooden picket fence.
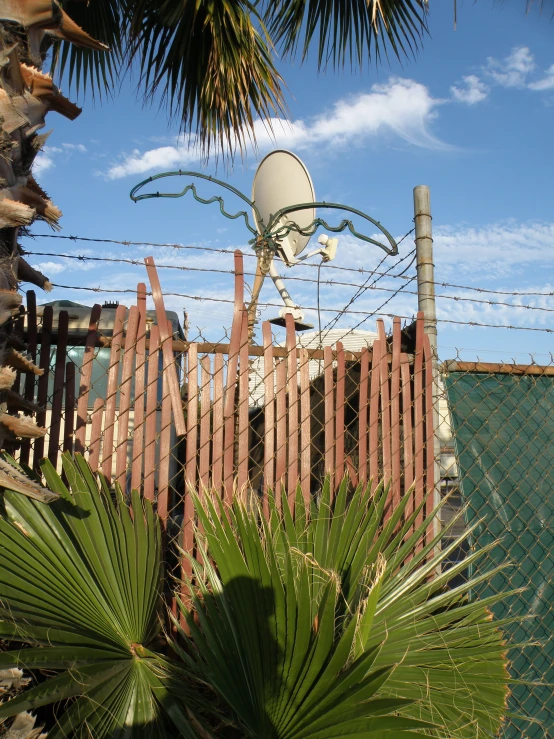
[15,251,435,563]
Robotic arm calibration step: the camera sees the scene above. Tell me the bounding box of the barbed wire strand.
[47,283,554,334]
[26,249,554,315]
[26,233,554,298]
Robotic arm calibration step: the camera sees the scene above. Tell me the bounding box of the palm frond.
[264,0,429,69]
[125,0,285,156]
[174,477,510,738]
[0,454,207,738]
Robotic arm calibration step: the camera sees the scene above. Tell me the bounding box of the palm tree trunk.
[0,1,105,475]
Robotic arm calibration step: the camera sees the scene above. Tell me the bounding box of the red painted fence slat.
[211,353,224,494]
[75,304,102,454]
[299,347,311,506]
[144,257,186,436]
[48,310,69,468]
[144,324,160,502]
[275,359,287,495]
[323,345,334,496]
[33,305,52,470]
[335,342,346,488]
[413,312,425,542]
[88,398,104,471]
[199,355,211,491]
[358,347,370,488]
[131,284,147,491]
[262,321,275,500]
[285,313,299,505]
[63,361,76,455]
[368,339,381,492]
[116,305,139,489]
[391,318,402,511]
[237,310,250,495]
[185,342,198,492]
[20,290,37,466]
[102,304,126,483]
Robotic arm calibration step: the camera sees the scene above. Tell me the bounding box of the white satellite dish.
[252,149,316,266]
[248,149,338,333]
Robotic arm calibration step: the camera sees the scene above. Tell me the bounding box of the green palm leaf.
[174,478,509,738]
[0,453,206,738]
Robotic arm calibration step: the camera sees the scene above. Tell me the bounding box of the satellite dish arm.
[266,202,398,255]
[130,170,263,236]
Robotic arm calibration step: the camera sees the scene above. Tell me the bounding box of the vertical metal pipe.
[414,186,437,357]
[413,185,441,518]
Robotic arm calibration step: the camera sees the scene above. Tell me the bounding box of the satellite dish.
[252,150,316,265]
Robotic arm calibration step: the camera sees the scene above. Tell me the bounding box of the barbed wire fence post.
[413,185,442,523]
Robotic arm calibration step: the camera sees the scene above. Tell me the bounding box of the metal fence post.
[413,185,441,515]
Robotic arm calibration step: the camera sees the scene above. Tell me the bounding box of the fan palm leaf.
[174,478,510,738]
[0,453,207,738]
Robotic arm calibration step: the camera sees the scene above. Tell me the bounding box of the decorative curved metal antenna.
[130,171,398,256]
[130,171,261,236]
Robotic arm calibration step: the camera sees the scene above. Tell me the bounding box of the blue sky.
[24,1,554,361]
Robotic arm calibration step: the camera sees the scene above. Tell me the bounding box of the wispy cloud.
[105,78,449,180]
[485,46,536,88]
[529,63,554,91]
[450,75,489,105]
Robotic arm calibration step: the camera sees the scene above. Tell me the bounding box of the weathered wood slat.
[223,253,245,499]
[334,342,346,489]
[237,310,250,494]
[63,361,76,455]
[211,353,224,493]
[323,345,334,495]
[358,347,369,488]
[131,283,147,491]
[158,343,172,527]
[377,320,391,493]
[275,359,287,495]
[75,304,102,454]
[185,342,198,491]
[144,257,186,436]
[391,318,402,511]
[144,324,160,502]
[88,398,104,471]
[20,290,37,465]
[401,354,414,514]
[48,309,69,467]
[101,304,126,483]
[285,314,299,505]
[299,347,311,506]
[423,333,435,522]
[368,339,381,491]
[33,305,52,469]
[199,355,211,490]
[116,305,139,489]
[262,321,275,501]
[413,312,425,543]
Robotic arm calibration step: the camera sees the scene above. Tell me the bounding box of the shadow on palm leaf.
[172,480,513,739]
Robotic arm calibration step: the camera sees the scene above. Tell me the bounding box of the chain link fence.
[443,360,554,739]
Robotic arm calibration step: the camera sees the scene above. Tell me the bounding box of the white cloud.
[433,221,554,278]
[450,75,489,105]
[33,151,55,175]
[62,143,87,152]
[485,46,535,87]
[529,63,554,91]
[31,261,66,275]
[105,78,449,179]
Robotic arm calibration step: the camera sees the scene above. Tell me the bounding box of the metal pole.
[413,185,441,517]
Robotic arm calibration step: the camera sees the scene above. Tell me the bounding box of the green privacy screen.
[445,371,553,739]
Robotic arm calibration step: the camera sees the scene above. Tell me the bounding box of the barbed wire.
[26,233,554,298]
[318,228,415,337]
[329,274,419,345]
[48,282,554,334]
